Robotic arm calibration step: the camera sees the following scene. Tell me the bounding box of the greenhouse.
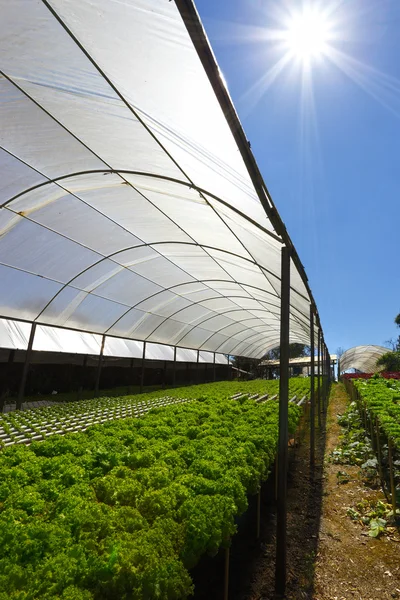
[338,345,389,375]
[0,0,330,398]
[0,0,334,598]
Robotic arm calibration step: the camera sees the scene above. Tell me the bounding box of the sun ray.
[327,47,400,119]
[238,52,293,116]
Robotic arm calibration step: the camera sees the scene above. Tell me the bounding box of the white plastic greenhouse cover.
[339,346,388,374]
[0,0,321,359]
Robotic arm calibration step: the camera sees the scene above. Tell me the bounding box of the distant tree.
[336,347,345,359]
[264,343,310,361]
[384,338,397,351]
[395,313,400,350]
[229,356,259,379]
[376,351,400,372]
[377,313,400,371]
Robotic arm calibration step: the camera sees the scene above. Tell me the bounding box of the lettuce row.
[0,395,301,599]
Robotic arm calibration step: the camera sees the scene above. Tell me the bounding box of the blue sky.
[196,0,400,355]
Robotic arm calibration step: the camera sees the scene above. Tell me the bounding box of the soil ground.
[192,383,400,600]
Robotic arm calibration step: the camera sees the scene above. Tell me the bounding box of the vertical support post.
[321,341,325,413]
[310,307,315,468]
[213,352,216,382]
[17,322,36,410]
[186,361,190,385]
[162,360,167,389]
[172,347,177,387]
[140,342,146,393]
[275,246,290,597]
[388,437,397,517]
[94,334,106,397]
[196,350,200,384]
[228,355,232,380]
[1,349,15,413]
[78,354,88,400]
[317,329,321,428]
[317,327,321,427]
[128,357,134,394]
[375,417,384,489]
[337,357,340,382]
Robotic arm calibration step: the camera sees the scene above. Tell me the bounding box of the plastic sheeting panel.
[176,348,198,363]
[103,337,144,359]
[34,325,102,355]
[145,343,174,362]
[0,318,31,350]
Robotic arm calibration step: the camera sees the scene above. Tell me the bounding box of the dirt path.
[312,383,400,600]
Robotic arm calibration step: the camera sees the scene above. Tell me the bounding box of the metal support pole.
[310,305,315,468]
[78,354,88,400]
[317,329,321,428]
[128,357,134,394]
[213,352,216,382]
[140,342,146,393]
[17,322,36,410]
[162,360,167,389]
[1,349,15,413]
[172,347,177,387]
[375,417,384,489]
[196,350,200,384]
[310,307,315,468]
[228,355,232,380]
[94,334,106,397]
[275,246,291,597]
[388,437,397,517]
[322,341,326,412]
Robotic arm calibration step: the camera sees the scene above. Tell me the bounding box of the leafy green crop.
[0,391,302,599]
[353,378,400,448]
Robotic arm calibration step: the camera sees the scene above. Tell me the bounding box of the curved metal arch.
[18,258,307,337]
[135,294,274,343]
[2,168,281,243]
[2,164,312,342]
[4,167,291,340]
[159,307,273,347]
[3,163,311,336]
[0,209,311,357]
[172,307,271,348]
[2,70,287,341]
[238,326,312,360]
[228,330,280,357]
[235,337,281,360]
[213,323,279,354]
[197,312,283,354]
[179,320,277,355]
[32,236,284,323]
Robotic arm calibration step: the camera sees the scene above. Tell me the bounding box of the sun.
[283,9,331,62]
